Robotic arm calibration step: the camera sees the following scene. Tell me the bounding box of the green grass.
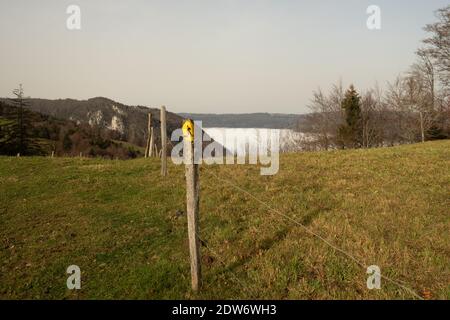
[0,141,449,300]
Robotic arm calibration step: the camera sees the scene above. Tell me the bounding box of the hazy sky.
[0,0,448,113]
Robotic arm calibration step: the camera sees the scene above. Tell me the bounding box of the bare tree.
[422,5,450,91]
[360,87,384,148]
[306,81,344,150]
[412,50,436,108]
[408,50,437,142]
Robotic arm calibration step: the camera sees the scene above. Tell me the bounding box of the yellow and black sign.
[182,119,194,142]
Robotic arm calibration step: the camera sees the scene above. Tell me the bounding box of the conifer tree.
[0,102,17,154]
[1,85,42,155]
[338,85,363,148]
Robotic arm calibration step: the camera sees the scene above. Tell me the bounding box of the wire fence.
[201,169,424,300]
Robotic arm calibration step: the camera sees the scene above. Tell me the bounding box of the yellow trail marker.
[182,119,194,142]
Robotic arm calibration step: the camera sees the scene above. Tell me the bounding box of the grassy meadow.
[0,141,449,299]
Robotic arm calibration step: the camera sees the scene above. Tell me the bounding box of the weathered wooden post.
[160,106,167,176]
[145,113,152,158]
[183,119,201,292]
[148,127,155,157]
[51,151,55,158]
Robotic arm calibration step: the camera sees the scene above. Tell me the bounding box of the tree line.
[302,5,450,150]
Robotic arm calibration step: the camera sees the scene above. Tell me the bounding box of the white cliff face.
[87,106,126,134]
[111,105,126,116]
[88,110,104,126]
[108,115,125,134]
[109,105,127,134]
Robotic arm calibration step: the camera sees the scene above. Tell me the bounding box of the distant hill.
[178,112,308,129]
[0,97,227,157]
[0,97,184,148]
[0,101,143,159]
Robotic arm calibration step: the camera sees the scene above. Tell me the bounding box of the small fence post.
[183,119,201,292]
[161,106,167,176]
[145,113,152,158]
[149,127,154,157]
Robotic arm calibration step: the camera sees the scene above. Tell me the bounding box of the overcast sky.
[0,0,448,113]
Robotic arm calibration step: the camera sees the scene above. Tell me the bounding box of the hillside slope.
[0,141,449,299]
[0,101,143,159]
[0,97,184,148]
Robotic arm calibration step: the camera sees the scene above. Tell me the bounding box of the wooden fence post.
[161,106,167,176]
[149,127,154,157]
[183,119,201,292]
[145,113,152,158]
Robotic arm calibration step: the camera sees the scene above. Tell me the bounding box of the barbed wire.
[203,169,424,300]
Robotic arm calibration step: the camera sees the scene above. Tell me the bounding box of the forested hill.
[0,101,143,158]
[0,97,184,148]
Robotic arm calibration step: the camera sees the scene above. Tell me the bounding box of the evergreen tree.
[0,102,17,154]
[338,85,363,148]
[0,85,43,156]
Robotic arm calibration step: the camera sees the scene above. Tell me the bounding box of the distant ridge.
[178,112,307,129]
[0,97,226,154]
[0,97,183,148]
[0,100,143,158]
